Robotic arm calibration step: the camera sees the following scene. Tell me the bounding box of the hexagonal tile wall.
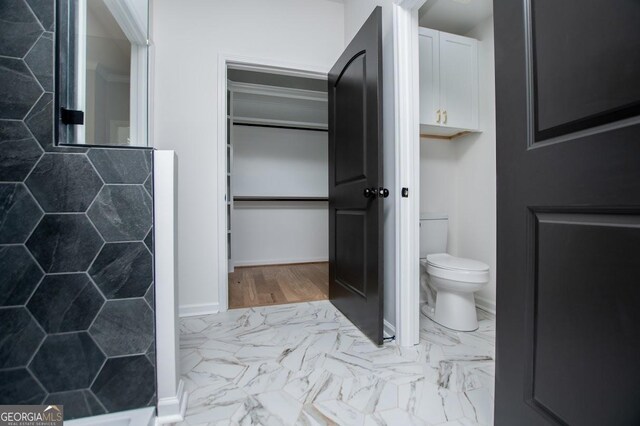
[0,58,43,120]
[89,243,152,299]
[91,355,155,412]
[0,183,43,244]
[0,121,43,181]
[44,390,106,420]
[24,32,53,91]
[0,0,44,58]
[26,214,104,273]
[0,245,43,306]
[29,332,105,393]
[0,308,45,369]
[89,299,154,357]
[88,149,152,184]
[88,186,152,242]
[26,153,103,212]
[0,2,156,416]
[0,369,46,405]
[27,273,104,333]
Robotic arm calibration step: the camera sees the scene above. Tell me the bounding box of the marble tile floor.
[177,301,495,426]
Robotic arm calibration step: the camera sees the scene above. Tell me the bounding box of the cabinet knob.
[436,109,441,124]
[443,110,448,124]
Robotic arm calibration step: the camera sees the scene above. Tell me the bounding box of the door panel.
[335,53,367,185]
[494,0,640,424]
[329,7,384,345]
[419,28,440,126]
[439,32,478,129]
[532,0,640,140]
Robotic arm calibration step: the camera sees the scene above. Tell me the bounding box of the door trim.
[393,0,427,346]
[216,54,328,313]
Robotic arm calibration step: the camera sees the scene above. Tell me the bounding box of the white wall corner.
[179,302,220,318]
[155,379,188,424]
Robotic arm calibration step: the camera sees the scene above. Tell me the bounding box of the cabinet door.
[439,32,478,130]
[419,28,440,126]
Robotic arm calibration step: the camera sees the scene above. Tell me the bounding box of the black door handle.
[363,187,378,198]
[379,187,389,198]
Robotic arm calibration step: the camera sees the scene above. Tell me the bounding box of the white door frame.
[216,54,328,312]
[393,0,427,347]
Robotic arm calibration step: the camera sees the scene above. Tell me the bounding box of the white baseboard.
[179,302,219,317]
[66,407,155,426]
[233,257,328,267]
[475,295,496,315]
[156,379,189,424]
[383,319,396,339]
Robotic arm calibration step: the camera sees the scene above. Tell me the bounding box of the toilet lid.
[426,253,489,272]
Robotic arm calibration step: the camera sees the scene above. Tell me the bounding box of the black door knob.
[363,187,378,198]
[379,187,389,198]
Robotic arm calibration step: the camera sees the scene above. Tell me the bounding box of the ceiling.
[419,0,493,35]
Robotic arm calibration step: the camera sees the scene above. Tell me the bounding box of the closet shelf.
[233,196,328,202]
[233,116,328,132]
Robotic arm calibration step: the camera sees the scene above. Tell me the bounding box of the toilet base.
[422,290,479,332]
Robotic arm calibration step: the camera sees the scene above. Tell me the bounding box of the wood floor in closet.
[228,262,328,309]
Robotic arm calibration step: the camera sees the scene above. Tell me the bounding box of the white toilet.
[420,213,489,331]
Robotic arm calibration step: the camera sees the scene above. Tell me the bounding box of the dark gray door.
[494,0,640,424]
[328,7,385,346]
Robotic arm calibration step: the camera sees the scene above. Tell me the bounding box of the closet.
[226,69,329,308]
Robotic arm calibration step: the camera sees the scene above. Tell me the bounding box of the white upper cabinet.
[419,28,479,136]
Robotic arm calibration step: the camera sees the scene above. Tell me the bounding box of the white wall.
[233,203,328,266]
[232,126,327,197]
[152,0,345,310]
[419,16,496,311]
[343,0,396,329]
[231,125,328,266]
[457,17,496,310]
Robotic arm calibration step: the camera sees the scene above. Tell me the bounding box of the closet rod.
[234,196,328,202]
[233,122,328,132]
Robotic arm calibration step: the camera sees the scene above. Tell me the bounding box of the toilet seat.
[423,254,489,283]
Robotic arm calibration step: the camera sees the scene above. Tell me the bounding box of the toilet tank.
[420,213,448,258]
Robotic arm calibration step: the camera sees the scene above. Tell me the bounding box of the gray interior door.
[494,0,640,424]
[328,7,385,346]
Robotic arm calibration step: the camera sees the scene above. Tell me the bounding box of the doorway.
[224,66,330,309]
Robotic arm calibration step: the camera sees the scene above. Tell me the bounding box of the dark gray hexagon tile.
[0,369,46,405]
[0,58,43,120]
[26,153,103,212]
[0,1,43,58]
[0,183,43,244]
[29,332,105,393]
[0,246,43,306]
[89,299,154,356]
[0,307,45,369]
[26,0,54,32]
[91,355,155,412]
[26,214,104,273]
[88,149,152,184]
[144,228,153,252]
[144,285,154,310]
[27,273,104,333]
[143,173,153,196]
[88,186,152,242]
[0,120,42,181]
[89,243,152,299]
[44,390,106,420]
[24,32,53,91]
